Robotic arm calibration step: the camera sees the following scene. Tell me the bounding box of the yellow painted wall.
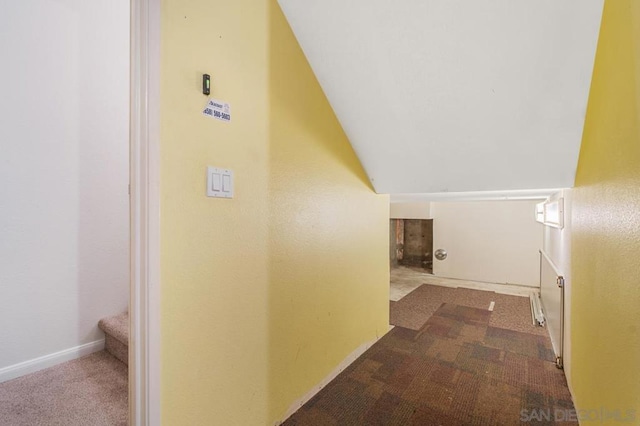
[571,0,640,421]
[267,4,390,421]
[160,1,389,424]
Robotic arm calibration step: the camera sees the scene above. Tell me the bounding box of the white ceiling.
[278,0,604,199]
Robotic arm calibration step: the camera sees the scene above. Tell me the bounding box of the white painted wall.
[390,202,431,219]
[542,190,573,389]
[432,200,543,286]
[0,0,129,372]
[278,0,603,195]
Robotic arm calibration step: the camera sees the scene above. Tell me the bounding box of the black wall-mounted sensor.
[203,74,211,95]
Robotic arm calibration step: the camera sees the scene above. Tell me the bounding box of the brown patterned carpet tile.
[488,293,548,336]
[390,284,548,337]
[283,303,574,426]
[390,285,492,331]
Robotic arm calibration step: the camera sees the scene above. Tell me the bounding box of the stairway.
[98,312,129,366]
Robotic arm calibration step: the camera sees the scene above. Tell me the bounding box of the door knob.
[434,249,447,260]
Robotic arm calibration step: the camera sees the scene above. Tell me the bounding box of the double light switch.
[207,166,233,198]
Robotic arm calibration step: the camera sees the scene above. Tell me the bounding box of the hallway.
[283,275,574,425]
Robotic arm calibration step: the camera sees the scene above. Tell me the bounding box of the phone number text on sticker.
[202,98,231,122]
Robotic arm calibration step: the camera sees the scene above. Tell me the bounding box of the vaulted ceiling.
[278,0,604,200]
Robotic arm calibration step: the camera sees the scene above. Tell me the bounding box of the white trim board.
[419,274,538,297]
[0,339,105,384]
[276,334,385,425]
[130,0,161,424]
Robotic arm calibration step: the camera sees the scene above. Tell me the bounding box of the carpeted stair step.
[98,312,129,366]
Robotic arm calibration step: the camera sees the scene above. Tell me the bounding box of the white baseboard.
[425,274,539,297]
[0,339,105,383]
[276,333,385,425]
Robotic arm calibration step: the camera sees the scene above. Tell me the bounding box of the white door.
[431,200,543,286]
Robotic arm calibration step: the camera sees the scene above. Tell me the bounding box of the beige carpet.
[99,312,129,366]
[0,351,127,426]
[390,284,547,336]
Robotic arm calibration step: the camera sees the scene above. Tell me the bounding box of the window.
[535,198,564,229]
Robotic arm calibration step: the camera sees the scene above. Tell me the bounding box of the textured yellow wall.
[267,4,390,421]
[160,1,389,424]
[571,0,640,420]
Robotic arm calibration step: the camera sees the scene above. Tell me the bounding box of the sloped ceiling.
[278,0,604,198]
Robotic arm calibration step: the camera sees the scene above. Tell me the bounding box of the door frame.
[130,0,161,424]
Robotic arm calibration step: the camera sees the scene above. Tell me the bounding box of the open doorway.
[0,1,132,424]
[390,219,433,273]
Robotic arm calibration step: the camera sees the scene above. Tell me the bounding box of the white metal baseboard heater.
[530,292,545,326]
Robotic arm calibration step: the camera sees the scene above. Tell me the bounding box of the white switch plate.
[207,166,233,198]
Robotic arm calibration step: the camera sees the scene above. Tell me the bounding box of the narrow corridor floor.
[283,303,574,425]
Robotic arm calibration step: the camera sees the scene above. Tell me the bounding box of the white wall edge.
[276,334,384,425]
[0,339,105,384]
[130,0,161,424]
[428,274,539,297]
[389,189,559,203]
